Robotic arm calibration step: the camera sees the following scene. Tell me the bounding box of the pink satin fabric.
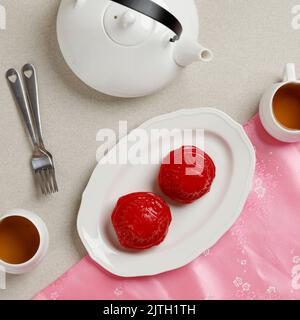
[34,116,300,300]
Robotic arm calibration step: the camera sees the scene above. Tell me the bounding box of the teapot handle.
[111,0,183,42]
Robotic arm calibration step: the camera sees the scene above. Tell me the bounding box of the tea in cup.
[0,209,49,276]
[259,63,300,142]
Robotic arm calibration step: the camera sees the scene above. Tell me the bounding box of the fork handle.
[22,64,44,147]
[6,69,39,147]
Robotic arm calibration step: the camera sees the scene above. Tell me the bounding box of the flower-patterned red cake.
[158,146,216,204]
[112,192,172,250]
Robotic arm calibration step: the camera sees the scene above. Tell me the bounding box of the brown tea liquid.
[0,216,40,264]
[273,83,300,130]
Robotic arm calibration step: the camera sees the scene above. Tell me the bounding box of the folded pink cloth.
[34,115,300,300]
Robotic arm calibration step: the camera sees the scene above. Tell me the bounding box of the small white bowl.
[259,63,300,143]
[0,209,49,275]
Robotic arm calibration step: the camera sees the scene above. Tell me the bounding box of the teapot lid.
[104,2,156,46]
[110,0,183,42]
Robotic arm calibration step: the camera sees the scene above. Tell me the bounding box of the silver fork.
[6,67,58,195]
[22,64,58,193]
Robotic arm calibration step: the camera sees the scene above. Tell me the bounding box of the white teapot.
[57,0,212,97]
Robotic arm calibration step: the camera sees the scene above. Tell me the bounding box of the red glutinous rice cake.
[158,146,216,204]
[111,192,172,250]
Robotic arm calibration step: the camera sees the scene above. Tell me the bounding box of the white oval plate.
[77,108,255,277]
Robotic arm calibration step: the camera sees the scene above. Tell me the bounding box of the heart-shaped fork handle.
[6,68,39,148]
[22,64,44,148]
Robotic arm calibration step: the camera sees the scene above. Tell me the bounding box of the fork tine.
[44,168,52,194]
[45,169,53,194]
[41,169,50,194]
[36,171,46,195]
[47,168,55,194]
[51,168,58,193]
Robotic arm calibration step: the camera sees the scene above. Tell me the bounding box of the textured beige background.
[0,0,299,300]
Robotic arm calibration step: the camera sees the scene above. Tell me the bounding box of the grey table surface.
[0,0,299,300]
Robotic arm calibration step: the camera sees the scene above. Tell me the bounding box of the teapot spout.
[173,36,213,67]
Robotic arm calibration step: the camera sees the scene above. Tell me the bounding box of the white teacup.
[259,63,300,142]
[0,209,49,276]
